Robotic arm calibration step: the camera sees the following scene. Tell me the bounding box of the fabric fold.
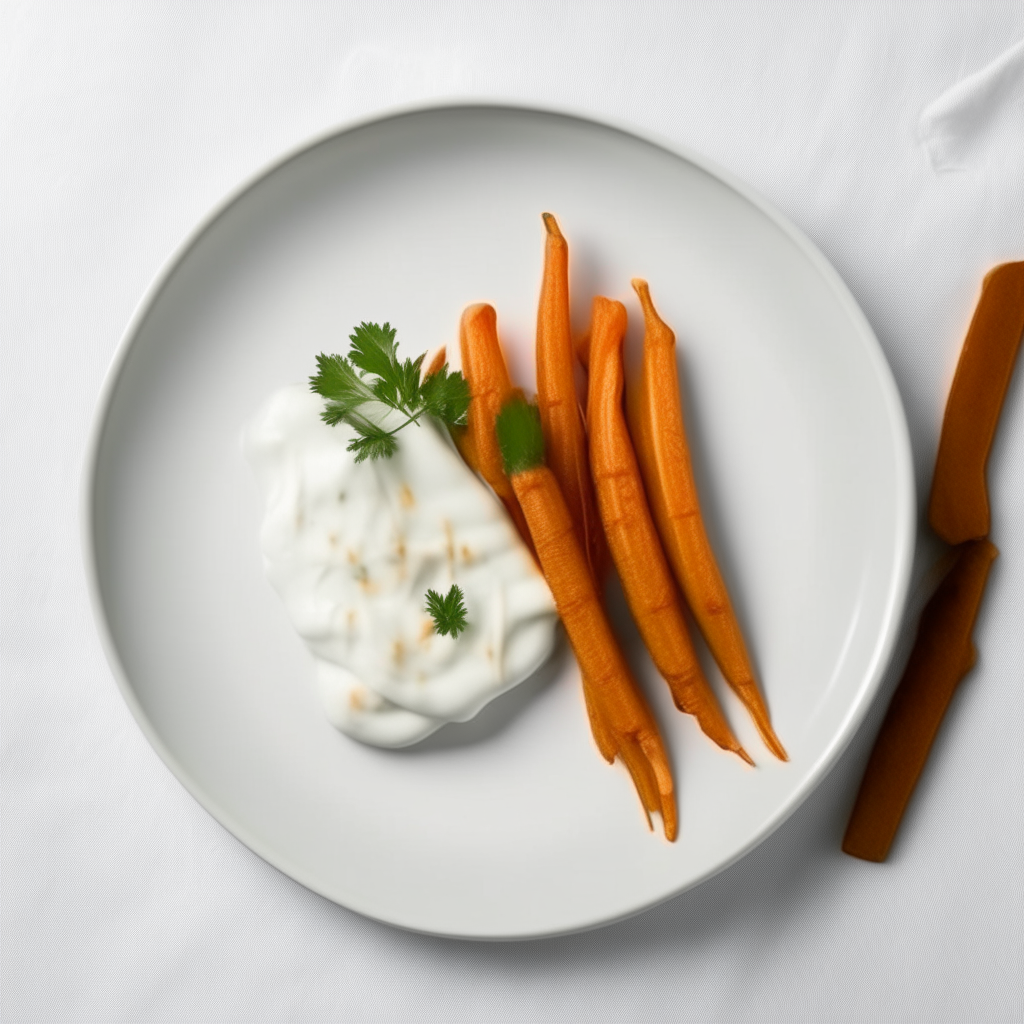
[919,37,1024,172]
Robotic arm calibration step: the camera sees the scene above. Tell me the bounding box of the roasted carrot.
[453,303,615,760]
[587,296,752,765]
[928,261,1024,544]
[842,538,998,861]
[422,344,448,381]
[424,340,478,467]
[575,328,593,371]
[535,213,608,583]
[496,397,677,840]
[627,279,787,761]
[583,687,618,764]
[845,263,1022,860]
[532,217,621,757]
[533,218,617,758]
[456,303,534,550]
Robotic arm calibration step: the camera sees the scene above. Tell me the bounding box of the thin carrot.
[422,344,448,381]
[453,303,615,761]
[535,213,608,582]
[423,341,476,464]
[627,279,787,761]
[496,397,677,841]
[532,219,617,758]
[456,303,533,550]
[583,688,618,764]
[587,296,752,765]
[532,217,619,758]
[575,328,593,371]
[927,261,1024,544]
[842,538,998,861]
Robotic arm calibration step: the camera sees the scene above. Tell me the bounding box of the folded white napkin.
[919,37,1024,172]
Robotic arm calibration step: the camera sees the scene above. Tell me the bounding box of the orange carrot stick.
[583,688,618,764]
[627,279,787,761]
[928,261,1024,544]
[536,213,608,582]
[587,297,752,764]
[457,303,534,550]
[497,398,677,840]
[842,538,998,861]
[454,303,615,761]
[422,344,447,381]
[532,219,619,761]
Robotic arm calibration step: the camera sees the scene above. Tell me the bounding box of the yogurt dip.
[244,384,558,747]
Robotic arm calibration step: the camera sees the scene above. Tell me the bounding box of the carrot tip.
[763,731,789,762]
[542,212,563,238]
[662,810,678,843]
[631,278,660,325]
[736,746,755,767]
[421,344,447,382]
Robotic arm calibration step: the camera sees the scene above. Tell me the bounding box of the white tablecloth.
[3,3,1022,1021]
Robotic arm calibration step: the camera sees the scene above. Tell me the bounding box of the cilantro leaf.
[420,364,470,426]
[495,397,545,476]
[348,322,399,382]
[310,352,376,425]
[371,354,424,413]
[398,355,426,411]
[346,422,399,463]
[424,584,469,639]
[311,321,471,461]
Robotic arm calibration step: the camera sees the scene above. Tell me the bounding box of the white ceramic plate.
[84,104,914,939]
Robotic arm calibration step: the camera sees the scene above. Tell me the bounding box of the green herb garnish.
[495,396,545,476]
[424,584,469,639]
[310,322,470,462]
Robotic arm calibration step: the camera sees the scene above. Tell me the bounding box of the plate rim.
[81,99,916,940]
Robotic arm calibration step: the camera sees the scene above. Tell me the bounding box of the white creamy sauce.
[244,384,557,747]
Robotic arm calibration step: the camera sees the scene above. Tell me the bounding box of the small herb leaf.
[348,322,399,381]
[346,424,400,464]
[310,353,376,425]
[495,397,545,476]
[421,364,471,426]
[312,323,470,460]
[405,356,428,410]
[424,584,469,639]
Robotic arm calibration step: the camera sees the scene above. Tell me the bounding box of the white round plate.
[84,104,914,939]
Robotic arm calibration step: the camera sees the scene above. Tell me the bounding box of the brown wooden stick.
[842,539,997,862]
[928,261,1024,544]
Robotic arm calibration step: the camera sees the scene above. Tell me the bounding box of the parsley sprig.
[310,322,470,463]
[424,585,469,639]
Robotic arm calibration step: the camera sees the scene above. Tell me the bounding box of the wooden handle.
[928,261,1024,544]
[842,539,997,862]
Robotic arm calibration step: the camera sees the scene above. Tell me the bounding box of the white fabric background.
[2,3,1022,1021]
